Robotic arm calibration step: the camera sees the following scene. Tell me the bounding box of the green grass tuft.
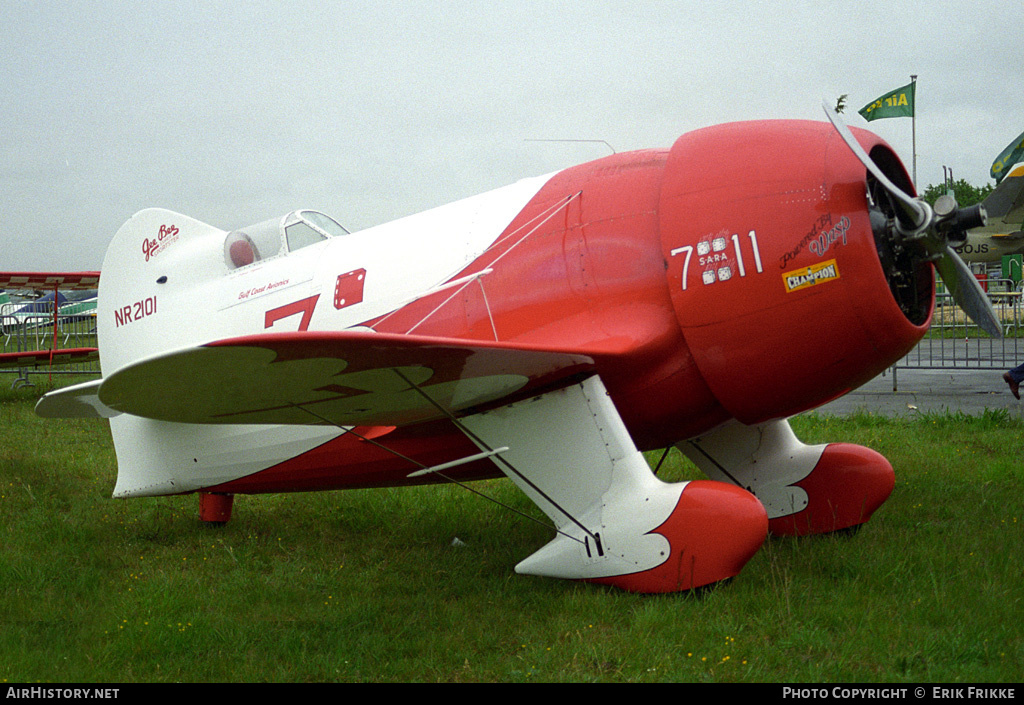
[1,384,1021,682]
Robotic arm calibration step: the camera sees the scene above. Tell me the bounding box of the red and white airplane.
[23,105,998,593]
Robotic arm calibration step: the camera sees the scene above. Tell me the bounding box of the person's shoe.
[1004,372,1020,400]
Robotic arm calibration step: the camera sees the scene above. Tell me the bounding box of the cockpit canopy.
[225,210,348,269]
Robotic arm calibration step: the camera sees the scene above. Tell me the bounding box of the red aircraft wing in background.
[0,271,100,374]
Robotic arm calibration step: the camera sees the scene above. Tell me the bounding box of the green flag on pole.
[858,82,916,121]
[991,130,1024,184]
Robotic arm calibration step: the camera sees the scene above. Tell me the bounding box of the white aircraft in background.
[954,162,1024,264]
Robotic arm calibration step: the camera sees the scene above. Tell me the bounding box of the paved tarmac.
[814,365,1022,418]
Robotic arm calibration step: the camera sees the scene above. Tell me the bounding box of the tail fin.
[91,209,339,498]
[983,162,1024,225]
[97,208,229,376]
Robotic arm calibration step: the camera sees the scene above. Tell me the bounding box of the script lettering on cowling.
[808,216,851,259]
[779,214,853,269]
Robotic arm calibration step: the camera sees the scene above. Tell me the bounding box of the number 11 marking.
[731,230,763,276]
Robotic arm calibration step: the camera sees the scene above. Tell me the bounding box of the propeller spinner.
[822,102,1002,338]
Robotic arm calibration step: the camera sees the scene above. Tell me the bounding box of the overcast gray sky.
[2,0,1021,271]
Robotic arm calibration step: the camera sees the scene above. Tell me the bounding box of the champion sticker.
[783,259,840,293]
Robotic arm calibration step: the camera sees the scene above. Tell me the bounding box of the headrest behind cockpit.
[224,210,348,270]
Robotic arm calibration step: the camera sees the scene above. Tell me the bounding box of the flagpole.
[910,74,917,187]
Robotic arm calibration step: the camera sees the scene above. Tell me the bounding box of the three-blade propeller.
[823,102,1002,338]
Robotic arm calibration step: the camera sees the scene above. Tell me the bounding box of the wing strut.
[374,191,583,341]
[390,368,602,554]
[683,439,746,488]
[286,393,588,545]
[405,447,510,477]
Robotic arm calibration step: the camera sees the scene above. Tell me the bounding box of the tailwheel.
[199,492,234,526]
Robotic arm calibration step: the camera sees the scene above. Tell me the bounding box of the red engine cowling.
[658,120,932,425]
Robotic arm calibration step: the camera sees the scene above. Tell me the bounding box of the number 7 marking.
[670,245,693,290]
[265,294,320,331]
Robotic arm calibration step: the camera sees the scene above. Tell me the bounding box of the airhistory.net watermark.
[5,688,119,700]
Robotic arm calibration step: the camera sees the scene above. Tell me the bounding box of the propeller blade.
[934,246,1003,338]
[822,101,930,233]
[822,101,1002,338]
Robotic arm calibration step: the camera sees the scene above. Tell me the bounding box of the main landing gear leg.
[460,376,768,593]
[678,418,894,536]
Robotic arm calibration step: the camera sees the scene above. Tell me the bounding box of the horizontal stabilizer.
[36,379,119,418]
[97,330,596,426]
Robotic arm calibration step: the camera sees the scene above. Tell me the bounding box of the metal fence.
[4,278,1024,389]
[1,302,99,388]
[895,278,1024,371]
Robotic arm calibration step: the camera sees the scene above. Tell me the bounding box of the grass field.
[1,380,1021,683]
